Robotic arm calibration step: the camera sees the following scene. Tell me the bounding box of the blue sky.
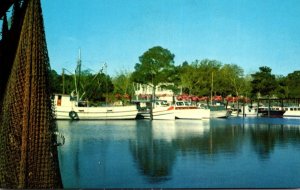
[40,0,300,76]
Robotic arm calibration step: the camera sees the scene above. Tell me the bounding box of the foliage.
[49,70,62,93]
[48,46,300,103]
[112,70,135,103]
[131,46,176,95]
[250,66,278,98]
[79,70,114,102]
[219,64,244,96]
[274,75,288,98]
[49,69,113,103]
[285,71,300,98]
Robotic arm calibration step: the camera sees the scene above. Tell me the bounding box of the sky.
[39,0,300,76]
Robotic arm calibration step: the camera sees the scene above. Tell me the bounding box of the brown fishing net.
[0,0,63,188]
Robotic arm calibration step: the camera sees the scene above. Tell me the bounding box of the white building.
[133,83,174,102]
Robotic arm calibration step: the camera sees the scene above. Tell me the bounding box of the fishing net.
[0,0,63,188]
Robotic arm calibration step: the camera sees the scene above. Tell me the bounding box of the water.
[56,118,300,188]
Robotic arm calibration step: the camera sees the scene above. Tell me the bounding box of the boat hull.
[139,106,175,120]
[175,108,210,119]
[283,107,300,119]
[55,106,138,120]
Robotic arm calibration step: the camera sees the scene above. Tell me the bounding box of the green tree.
[177,61,194,94]
[49,70,62,93]
[219,64,244,96]
[131,46,175,119]
[285,71,300,98]
[242,74,253,99]
[275,75,287,98]
[196,59,222,96]
[80,70,114,103]
[112,70,135,104]
[132,46,175,97]
[251,66,278,98]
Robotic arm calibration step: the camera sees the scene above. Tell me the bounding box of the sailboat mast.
[62,69,65,94]
[211,71,213,105]
[75,49,82,102]
[78,49,82,88]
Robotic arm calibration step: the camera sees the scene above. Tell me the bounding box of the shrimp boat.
[53,94,138,120]
[53,50,138,120]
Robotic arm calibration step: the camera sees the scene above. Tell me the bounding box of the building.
[133,83,175,102]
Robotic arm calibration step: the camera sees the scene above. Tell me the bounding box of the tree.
[177,61,195,94]
[80,70,114,103]
[274,75,287,98]
[49,70,62,93]
[219,64,244,97]
[132,46,175,93]
[285,71,300,98]
[112,70,135,104]
[131,46,175,119]
[196,59,222,96]
[251,66,278,98]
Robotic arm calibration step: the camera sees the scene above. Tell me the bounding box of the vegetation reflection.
[130,120,300,182]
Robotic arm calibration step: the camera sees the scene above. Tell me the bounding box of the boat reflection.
[57,119,300,188]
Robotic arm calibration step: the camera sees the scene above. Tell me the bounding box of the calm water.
[56,118,300,188]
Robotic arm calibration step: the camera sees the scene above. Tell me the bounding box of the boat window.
[177,102,184,106]
[184,102,191,106]
[78,101,87,107]
[57,95,62,106]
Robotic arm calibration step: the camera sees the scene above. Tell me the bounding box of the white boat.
[210,105,231,118]
[152,104,175,120]
[53,94,138,120]
[174,101,209,119]
[138,100,175,120]
[232,104,286,118]
[283,106,300,119]
[240,105,260,117]
[198,103,230,118]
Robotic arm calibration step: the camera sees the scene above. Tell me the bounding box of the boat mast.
[211,71,213,106]
[104,62,108,106]
[75,49,82,102]
[62,68,65,94]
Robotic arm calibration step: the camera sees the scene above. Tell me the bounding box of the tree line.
[50,46,300,104]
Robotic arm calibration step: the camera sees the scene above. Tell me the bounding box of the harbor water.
[57,118,300,188]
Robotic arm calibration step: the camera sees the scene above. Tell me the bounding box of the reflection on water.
[57,118,300,188]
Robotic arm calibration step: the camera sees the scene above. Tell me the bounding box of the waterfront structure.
[133,82,175,103]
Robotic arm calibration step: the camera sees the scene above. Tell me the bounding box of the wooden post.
[268,97,271,117]
[237,100,240,117]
